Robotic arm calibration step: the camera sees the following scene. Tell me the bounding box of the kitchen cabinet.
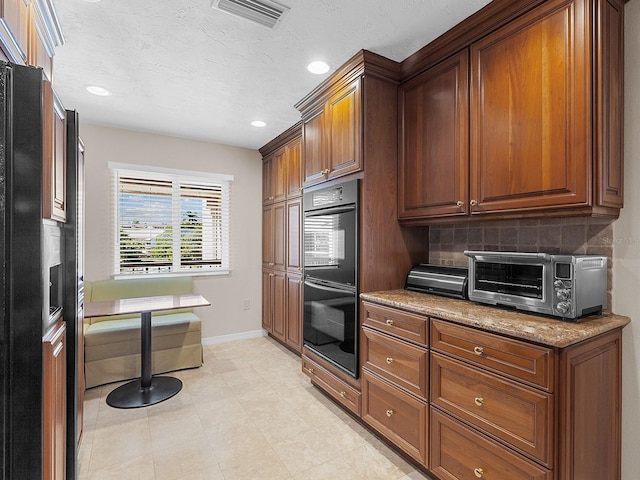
[302,354,361,416]
[300,77,362,187]
[28,0,53,80]
[43,321,66,480]
[262,128,303,204]
[42,80,66,222]
[398,50,469,220]
[285,197,302,275]
[262,202,285,271]
[398,0,625,223]
[262,269,285,341]
[285,274,303,351]
[359,293,626,480]
[361,302,429,466]
[0,0,29,64]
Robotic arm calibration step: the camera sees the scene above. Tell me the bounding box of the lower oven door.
[303,278,358,378]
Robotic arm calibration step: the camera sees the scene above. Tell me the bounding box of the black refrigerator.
[0,61,82,479]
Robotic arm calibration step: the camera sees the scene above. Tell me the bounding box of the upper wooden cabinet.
[301,77,362,186]
[42,80,66,222]
[0,0,29,63]
[296,51,400,189]
[399,51,469,220]
[260,122,303,203]
[398,0,625,223]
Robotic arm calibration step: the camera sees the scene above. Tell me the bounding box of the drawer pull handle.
[473,346,484,356]
[474,467,484,478]
[385,319,394,326]
[386,409,394,418]
[474,397,484,407]
[339,391,346,398]
[304,367,314,375]
[386,357,394,365]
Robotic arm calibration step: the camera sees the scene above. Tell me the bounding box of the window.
[110,162,233,276]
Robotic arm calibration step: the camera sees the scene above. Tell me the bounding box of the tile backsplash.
[429,217,615,308]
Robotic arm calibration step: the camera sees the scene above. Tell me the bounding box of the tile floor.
[78,336,434,480]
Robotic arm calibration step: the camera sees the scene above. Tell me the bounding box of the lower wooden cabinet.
[430,408,551,480]
[362,371,428,466]
[302,354,361,416]
[262,269,303,354]
[43,321,66,480]
[355,300,625,480]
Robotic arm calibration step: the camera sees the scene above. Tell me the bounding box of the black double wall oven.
[303,180,359,378]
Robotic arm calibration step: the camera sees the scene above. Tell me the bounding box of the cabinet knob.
[298,267,303,271]
[304,367,314,375]
[386,357,394,365]
[474,397,484,407]
[474,467,484,478]
[385,318,394,326]
[298,187,303,192]
[386,409,394,418]
[339,391,346,398]
[470,199,478,206]
[269,262,275,266]
[473,346,484,356]
[456,201,464,207]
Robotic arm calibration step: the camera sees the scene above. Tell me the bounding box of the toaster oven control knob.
[553,279,564,288]
[556,301,571,315]
[556,289,570,300]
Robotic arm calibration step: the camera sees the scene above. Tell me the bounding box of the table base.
[106,376,183,409]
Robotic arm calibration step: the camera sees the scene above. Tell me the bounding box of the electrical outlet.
[242,299,250,310]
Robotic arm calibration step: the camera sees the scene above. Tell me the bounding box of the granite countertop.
[360,290,630,348]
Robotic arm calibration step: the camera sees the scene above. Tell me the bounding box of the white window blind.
[110,164,232,276]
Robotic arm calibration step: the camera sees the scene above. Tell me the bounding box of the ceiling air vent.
[211,0,290,29]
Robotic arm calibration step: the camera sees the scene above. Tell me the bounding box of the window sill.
[113,270,231,280]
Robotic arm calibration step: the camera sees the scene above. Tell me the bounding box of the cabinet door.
[0,0,29,63]
[262,270,272,331]
[262,155,272,203]
[43,321,66,480]
[470,0,590,214]
[271,271,286,342]
[302,104,326,186]
[272,148,287,203]
[327,77,362,179]
[262,204,274,267]
[273,202,286,271]
[285,274,303,352]
[286,197,302,274]
[285,137,303,198]
[43,82,66,222]
[399,51,469,220]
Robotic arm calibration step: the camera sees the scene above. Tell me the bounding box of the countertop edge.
[360,290,631,348]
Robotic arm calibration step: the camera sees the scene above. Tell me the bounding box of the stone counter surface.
[360,290,630,348]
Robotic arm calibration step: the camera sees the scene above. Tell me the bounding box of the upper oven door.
[303,204,357,286]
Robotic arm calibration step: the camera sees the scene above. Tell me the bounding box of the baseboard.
[202,329,267,345]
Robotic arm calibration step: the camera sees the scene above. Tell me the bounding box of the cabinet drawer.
[431,352,553,466]
[431,319,553,391]
[431,408,552,480]
[362,327,428,399]
[302,355,361,416]
[362,371,428,466]
[362,301,428,345]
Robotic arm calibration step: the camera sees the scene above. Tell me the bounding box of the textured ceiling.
[52,0,491,150]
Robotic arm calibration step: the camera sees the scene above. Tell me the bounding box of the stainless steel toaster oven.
[464,251,607,320]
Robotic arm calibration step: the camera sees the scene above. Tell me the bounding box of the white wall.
[614,2,640,479]
[80,124,263,341]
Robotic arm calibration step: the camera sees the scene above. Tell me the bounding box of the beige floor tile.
[271,429,341,475]
[81,337,435,480]
[218,446,292,480]
[152,436,223,480]
[206,420,270,462]
[86,452,156,480]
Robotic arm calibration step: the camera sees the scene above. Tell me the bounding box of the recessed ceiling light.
[251,120,267,127]
[307,61,330,74]
[85,85,111,96]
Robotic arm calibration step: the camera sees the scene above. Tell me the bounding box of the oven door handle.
[304,205,356,217]
[304,279,355,294]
